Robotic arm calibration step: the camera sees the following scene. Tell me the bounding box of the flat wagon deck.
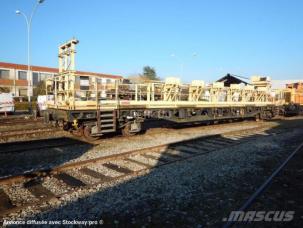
[44,39,286,140]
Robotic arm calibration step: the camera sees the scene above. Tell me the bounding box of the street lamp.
[16,0,45,113]
[170,53,197,77]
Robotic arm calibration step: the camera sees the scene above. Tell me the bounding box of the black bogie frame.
[44,105,279,140]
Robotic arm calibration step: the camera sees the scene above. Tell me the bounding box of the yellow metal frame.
[47,39,288,112]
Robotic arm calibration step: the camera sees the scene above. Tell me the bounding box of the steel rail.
[0,125,269,185]
[223,142,303,228]
[0,126,54,135]
[0,126,291,218]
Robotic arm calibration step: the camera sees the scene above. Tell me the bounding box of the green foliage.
[128,66,160,83]
[33,81,46,96]
[15,101,37,111]
[0,87,10,93]
[142,66,159,81]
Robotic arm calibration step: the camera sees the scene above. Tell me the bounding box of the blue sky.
[1,0,303,82]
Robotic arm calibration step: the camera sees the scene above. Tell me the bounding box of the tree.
[143,66,159,81]
[128,74,148,83]
[0,87,10,93]
[127,66,160,83]
[33,81,46,97]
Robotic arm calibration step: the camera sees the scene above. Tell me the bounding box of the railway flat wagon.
[276,82,303,116]
[45,39,285,140]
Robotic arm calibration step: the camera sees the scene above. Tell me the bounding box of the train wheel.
[72,126,83,137]
[122,122,137,136]
[83,126,98,141]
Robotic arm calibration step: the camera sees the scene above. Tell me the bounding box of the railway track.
[0,119,265,153]
[0,117,43,127]
[0,127,63,143]
[223,141,303,228]
[0,126,289,219]
[0,126,53,135]
[0,137,89,154]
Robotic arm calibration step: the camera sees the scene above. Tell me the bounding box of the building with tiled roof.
[0,62,123,97]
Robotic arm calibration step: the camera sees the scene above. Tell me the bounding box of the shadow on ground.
[0,137,94,177]
[4,118,303,227]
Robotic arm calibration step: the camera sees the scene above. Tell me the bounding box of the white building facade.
[0,62,123,97]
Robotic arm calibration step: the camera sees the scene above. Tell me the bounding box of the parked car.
[0,93,15,114]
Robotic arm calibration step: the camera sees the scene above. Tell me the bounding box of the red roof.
[0,62,123,79]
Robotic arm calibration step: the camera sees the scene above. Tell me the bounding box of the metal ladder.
[97,110,116,134]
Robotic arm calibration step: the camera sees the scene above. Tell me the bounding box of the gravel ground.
[90,164,122,178]
[42,177,70,195]
[0,119,274,177]
[248,140,303,227]
[2,183,37,206]
[64,169,97,186]
[2,118,303,227]
[130,154,161,167]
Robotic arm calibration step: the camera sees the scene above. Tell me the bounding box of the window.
[18,71,27,80]
[19,89,27,96]
[32,72,39,86]
[0,69,10,79]
[106,79,111,84]
[80,76,89,90]
[75,76,80,84]
[97,78,102,84]
[40,73,52,81]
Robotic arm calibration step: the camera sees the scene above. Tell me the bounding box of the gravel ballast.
[1,118,303,227]
[0,120,275,177]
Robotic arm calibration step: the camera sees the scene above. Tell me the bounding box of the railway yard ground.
[0,116,303,227]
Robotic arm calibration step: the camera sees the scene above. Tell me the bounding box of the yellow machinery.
[46,39,287,140]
